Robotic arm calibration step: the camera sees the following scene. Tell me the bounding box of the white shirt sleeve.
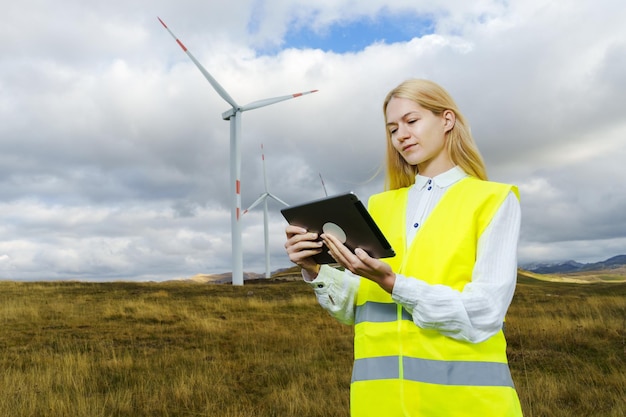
[391,191,521,343]
[302,265,360,325]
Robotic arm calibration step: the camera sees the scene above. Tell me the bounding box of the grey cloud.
[1,0,625,280]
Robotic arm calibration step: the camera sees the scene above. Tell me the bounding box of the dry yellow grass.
[0,280,353,416]
[0,276,623,416]
[507,277,626,416]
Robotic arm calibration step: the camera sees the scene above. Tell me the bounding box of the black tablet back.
[281,193,395,264]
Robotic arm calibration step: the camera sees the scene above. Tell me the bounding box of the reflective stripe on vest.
[355,301,505,329]
[355,301,412,323]
[352,356,515,387]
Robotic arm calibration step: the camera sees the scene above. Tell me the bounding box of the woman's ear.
[443,110,456,133]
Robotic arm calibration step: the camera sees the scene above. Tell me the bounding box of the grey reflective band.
[355,302,412,324]
[352,356,399,381]
[356,301,506,329]
[352,356,514,387]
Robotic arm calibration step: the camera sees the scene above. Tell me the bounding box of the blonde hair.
[383,79,487,190]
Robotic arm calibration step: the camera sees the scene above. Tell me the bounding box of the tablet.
[281,192,396,264]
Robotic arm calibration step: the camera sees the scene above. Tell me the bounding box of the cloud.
[1,0,625,280]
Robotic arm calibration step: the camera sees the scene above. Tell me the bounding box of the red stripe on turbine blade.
[175,39,187,52]
[157,17,167,28]
[236,180,241,194]
[292,90,318,98]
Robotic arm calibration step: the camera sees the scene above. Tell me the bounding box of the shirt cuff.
[391,273,417,315]
[301,268,318,283]
[303,264,344,288]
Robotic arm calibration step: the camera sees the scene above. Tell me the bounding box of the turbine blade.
[240,90,318,112]
[319,172,328,197]
[242,193,269,215]
[267,193,289,207]
[158,17,239,109]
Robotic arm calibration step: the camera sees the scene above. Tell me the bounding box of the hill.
[517,265,626,284]
[523,254,626,275]
[183,262,626,285]
[180,266,303,284]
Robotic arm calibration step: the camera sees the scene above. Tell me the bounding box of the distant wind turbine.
[242,144,288,279]
[158,17,318,285]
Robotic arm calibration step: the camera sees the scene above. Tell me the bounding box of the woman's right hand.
[284,225,323,276]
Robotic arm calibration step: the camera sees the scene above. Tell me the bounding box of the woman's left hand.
[321,233,396,293]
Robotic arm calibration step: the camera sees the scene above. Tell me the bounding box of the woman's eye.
[408,119,417,124]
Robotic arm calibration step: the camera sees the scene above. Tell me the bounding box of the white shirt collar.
[414,166,468,190]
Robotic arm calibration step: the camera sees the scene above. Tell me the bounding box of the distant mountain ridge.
[523,254,626,274]
[184,256,626,282]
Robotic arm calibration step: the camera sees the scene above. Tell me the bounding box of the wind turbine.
[242,144,288,279]
[158,17,318,285]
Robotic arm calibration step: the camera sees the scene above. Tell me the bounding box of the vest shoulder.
[460,177,519,199]
[368,187,410,207]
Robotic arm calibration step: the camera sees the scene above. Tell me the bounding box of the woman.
[285,79,523,416]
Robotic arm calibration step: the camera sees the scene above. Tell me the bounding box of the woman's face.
[385,96,454,177]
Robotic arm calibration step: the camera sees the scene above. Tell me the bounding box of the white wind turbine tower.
[158,18,317,285]
[242,144,288,279]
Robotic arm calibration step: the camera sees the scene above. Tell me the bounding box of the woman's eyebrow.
[386,111,420,126]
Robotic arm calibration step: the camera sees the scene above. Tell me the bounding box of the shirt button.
[413,223,419,228]
[427,186,432,190]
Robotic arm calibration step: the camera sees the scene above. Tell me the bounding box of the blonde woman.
[285,79,523,417]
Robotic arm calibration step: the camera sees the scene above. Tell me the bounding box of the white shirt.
[303,166,521,343]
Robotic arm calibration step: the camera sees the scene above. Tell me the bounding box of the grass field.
[0,274,624,416]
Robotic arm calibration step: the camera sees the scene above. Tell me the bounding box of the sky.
[1,0,625,281]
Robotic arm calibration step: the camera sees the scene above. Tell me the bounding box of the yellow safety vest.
[351,177,523,417]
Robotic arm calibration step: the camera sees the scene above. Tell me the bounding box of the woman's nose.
[396,124,410,140]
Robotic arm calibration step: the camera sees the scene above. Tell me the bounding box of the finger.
[355,248,374,264]
[289,248,322,263]
[323,234,358,268]
[320,234,343,264]
[321,233,341,255]
[353,248,393,279]
[325,234,358,260]
[286,240,322,262]
[286,237,322,254]
[285,229,319,248]
[352,248,379,274]
[285,224,308,238]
